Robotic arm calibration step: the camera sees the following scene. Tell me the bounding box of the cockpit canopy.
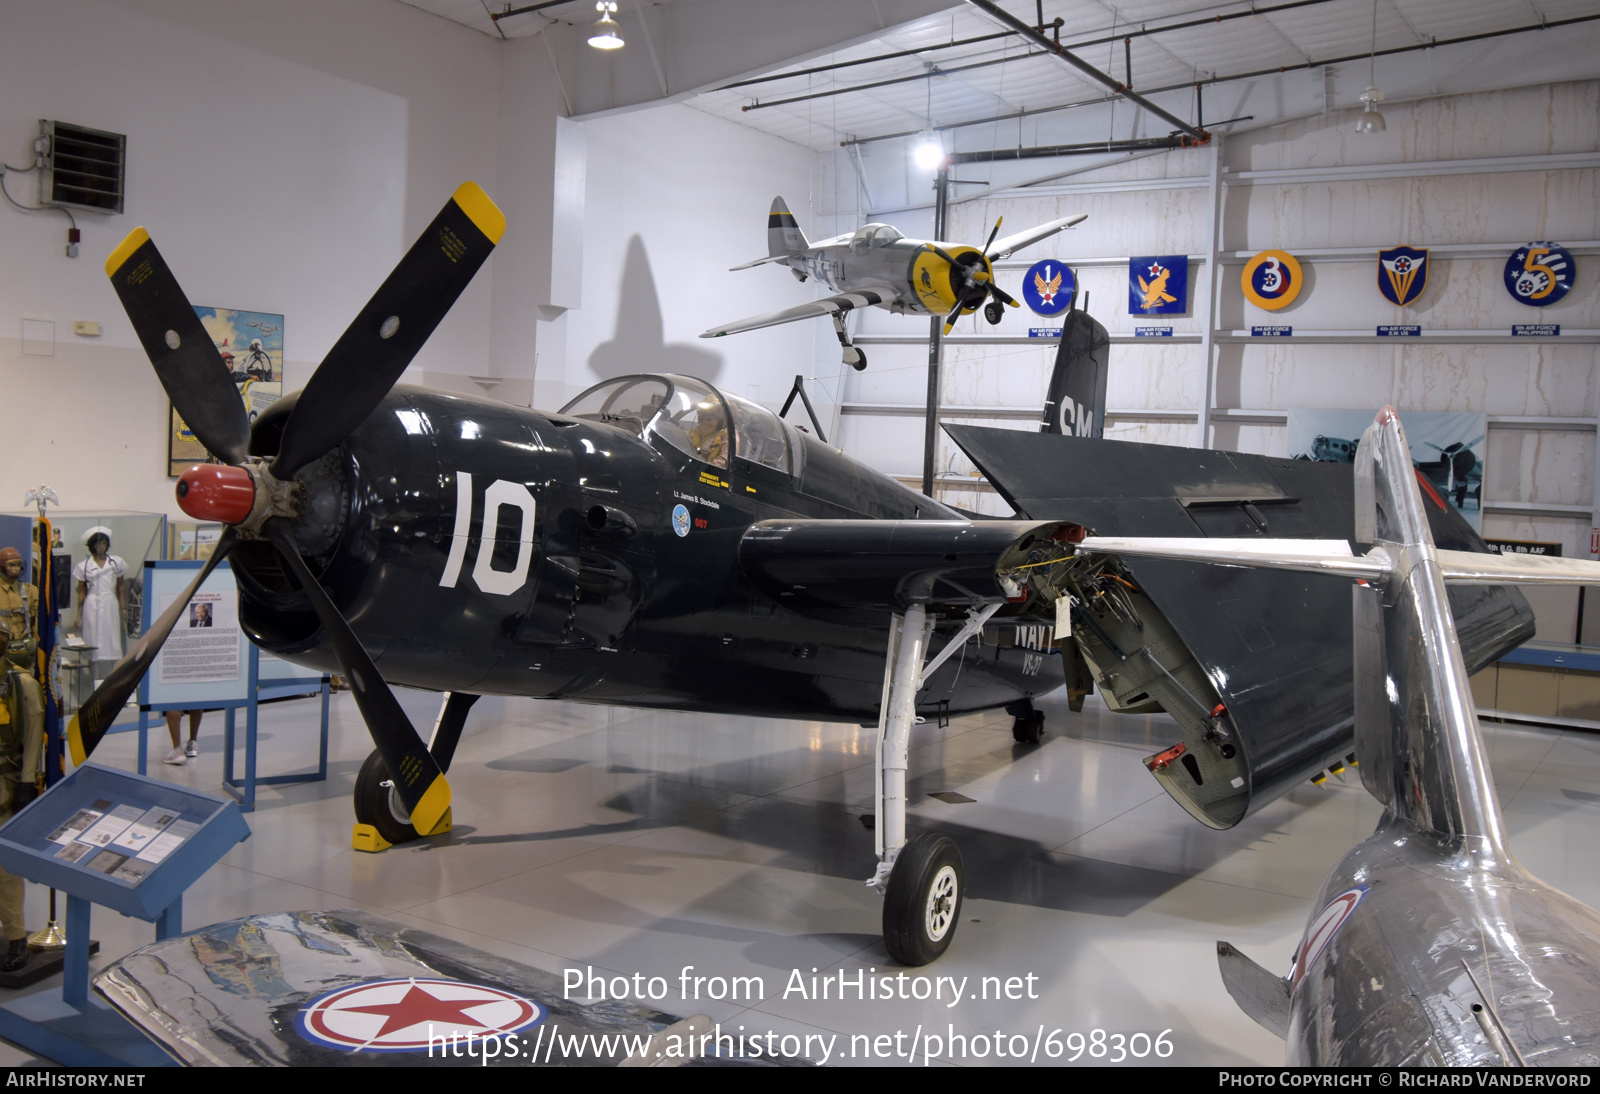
[560,374,805,477]
[847,223,904,254]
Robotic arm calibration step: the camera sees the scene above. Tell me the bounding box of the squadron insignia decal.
[1377,246,1429,306]
[1290,886,1369,988]
[1241,250,1303,311]
[1129,255,1188,314]
[1022,259,1074,317]
[1504,242,1574,306]
[672,504,691,537]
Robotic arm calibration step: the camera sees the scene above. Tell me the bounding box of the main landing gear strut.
[833,313,867,371]
[870,601,1001,965]
[353,691,479,851]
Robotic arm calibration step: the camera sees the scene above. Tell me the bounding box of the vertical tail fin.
[767,197,808,256]
[1352,410,1506,847]
[1041,306,1110,438]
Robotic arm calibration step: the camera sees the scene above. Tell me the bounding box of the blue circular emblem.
[671,504,690,537]
[1021,259,1074,317]
[1504,242,1574,307]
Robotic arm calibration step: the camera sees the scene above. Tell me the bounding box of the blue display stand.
[134,562,329,811]
[0,763,251,1064]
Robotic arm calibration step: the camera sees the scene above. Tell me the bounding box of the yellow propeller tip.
[66,715,87,767]
[105,227,150,278]
[1007,299,1020,308]
[452,182,506,245]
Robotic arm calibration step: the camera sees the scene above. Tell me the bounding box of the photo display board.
[139,561,248,707]
[0,763,249,920]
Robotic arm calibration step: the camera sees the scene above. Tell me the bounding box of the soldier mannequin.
[0,619,32,970]
[0,547,43,807]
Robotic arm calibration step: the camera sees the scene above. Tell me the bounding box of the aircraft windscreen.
[650,377,730,469]
[560,378,670,436]
[722,392,794,475]
[871,225,903,247]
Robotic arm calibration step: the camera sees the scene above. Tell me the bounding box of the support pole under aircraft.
[922,165,950,497]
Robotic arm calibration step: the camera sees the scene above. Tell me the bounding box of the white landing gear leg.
[833,313,867,371]
[869,602,1001,965]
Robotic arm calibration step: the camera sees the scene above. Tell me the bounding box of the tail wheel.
[883,833,965,966]
[355,749,420,845]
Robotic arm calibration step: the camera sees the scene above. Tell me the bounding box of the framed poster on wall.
[167,307,283,476]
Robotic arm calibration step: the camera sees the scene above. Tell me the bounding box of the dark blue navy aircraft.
[74,184,1531,966]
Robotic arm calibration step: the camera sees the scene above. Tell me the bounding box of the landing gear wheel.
[984,300,1004,325]
[1012,710,1044,745]
[355,750,420,845]
[883,832,964,966]
[844,347,868,371]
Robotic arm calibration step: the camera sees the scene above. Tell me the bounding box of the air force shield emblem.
[1378,246,1428,306]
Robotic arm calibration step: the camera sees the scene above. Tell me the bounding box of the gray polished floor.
[4,687,1596,1066]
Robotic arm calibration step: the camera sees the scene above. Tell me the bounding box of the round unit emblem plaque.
[1504,242,1575,307]
[1241,249,1303,311]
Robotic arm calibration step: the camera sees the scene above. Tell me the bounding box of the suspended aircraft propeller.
[70,182,506,838]
[924,221,1022,334]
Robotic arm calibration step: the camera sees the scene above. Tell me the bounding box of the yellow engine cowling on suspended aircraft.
[702,195,1085,370]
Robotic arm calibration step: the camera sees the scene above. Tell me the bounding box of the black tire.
[984,300,1004,325]
[1012,710,1044,745]
[883,833,964,966]
[354,750,420,845]
[846,347,868,372]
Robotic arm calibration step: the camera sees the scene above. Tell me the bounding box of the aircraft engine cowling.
[230,386,590,695]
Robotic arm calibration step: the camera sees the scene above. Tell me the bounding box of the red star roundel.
[296,978,545,1052]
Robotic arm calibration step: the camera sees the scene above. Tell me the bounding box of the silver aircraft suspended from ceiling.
[700,197,1085,370]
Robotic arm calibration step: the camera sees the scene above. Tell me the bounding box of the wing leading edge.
[701,289,898,339]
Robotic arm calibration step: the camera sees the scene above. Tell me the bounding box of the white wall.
[553,101,828,421]
[0,0,575,518]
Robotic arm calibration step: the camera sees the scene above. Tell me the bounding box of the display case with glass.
[8,511,166,686]
[166,522,225,562]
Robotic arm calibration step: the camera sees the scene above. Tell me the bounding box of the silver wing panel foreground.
[700,289,896,338]
[93,909,778,1067]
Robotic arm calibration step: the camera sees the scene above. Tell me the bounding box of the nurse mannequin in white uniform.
[73,526,126,666]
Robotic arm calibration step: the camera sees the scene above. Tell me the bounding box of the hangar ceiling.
[394,0,1600,200]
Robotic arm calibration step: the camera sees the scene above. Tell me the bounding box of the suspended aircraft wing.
[700,288,898,338]
[986,213,1087,260]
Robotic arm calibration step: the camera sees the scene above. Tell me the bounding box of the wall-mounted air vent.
[39,119,125,214]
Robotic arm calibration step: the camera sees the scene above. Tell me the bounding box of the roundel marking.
[1241,250,1303,311]
[672,504,690,537]
[296,977,545,1052]
[1504,242,1575,307]
[1291,885,1369,990]
[1022,259,1075,317]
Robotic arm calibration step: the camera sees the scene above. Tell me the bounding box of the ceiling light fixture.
[588,2,624,50]
[913,132,945,171]
[1355,0,1386,134]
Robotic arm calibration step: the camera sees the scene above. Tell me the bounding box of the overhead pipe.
[963,0,1208,142]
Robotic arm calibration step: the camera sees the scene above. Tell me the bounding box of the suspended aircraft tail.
[768,196,809,255]
[1040,305,1110,438]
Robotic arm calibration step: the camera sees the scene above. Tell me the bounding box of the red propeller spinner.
[176,464,256,524]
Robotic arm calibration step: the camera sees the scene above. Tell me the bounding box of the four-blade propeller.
[72,182,506,838]
[924,217,1022,334]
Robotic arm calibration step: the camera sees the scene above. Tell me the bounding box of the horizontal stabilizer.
[1435,549,1600,586]
[1078,536,1381,580]
[987,213,1087,260]
[1217,942,1291,1039]
[730,254,791,271]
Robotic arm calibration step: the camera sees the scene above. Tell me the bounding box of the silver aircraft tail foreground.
[1078,408,1600,1066]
